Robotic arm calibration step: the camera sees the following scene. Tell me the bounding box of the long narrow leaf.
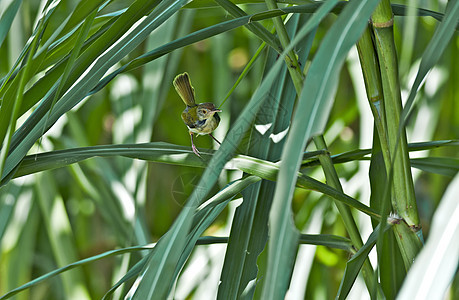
[0,0,23,47]
[401,1,459,123]
[337,224,389,299]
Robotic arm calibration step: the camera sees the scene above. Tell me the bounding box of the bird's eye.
[201,109,208,114]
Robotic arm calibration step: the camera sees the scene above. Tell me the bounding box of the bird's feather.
[173,72,196,107]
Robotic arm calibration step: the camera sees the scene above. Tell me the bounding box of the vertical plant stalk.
[356,27,391,173]
[356,26,406,296]
[264,0,304,92]
[371,0,420,229]
[369,0,422,269]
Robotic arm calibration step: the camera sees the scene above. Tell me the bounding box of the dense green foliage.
[0,0,458,299]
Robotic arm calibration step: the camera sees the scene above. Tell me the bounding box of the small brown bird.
[173,72,221,157]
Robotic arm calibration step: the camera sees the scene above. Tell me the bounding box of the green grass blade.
[15,0,160,116]
[337,224,388,299]
[302,139,459,167]
[401,1,459,124]
[0,0,22,47]
[410,157,459,177]
[41,9,98,142]
[5,142,380,219]
[0,12,44,179]
[0,1,64,128]
[299,234,353,252]
[183,0,454,26]
[1,244,154,300]
[218,41,267,109]
[57,0,108,42]
[11,140,458,182]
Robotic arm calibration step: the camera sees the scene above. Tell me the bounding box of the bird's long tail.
[173,72,196,107]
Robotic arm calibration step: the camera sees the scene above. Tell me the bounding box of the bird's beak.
[212,109,222,113]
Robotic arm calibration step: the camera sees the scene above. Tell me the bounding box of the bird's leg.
[190,132,201,157]
[209,133,221,145]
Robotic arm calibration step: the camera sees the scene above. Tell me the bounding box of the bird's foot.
[192,143,201,157]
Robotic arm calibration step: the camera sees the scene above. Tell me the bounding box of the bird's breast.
[187,117,218,135]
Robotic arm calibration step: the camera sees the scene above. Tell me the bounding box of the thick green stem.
[366,0,423,270]
[264,0,304,93]
[371,0,420,229]
[356,27,391,174]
